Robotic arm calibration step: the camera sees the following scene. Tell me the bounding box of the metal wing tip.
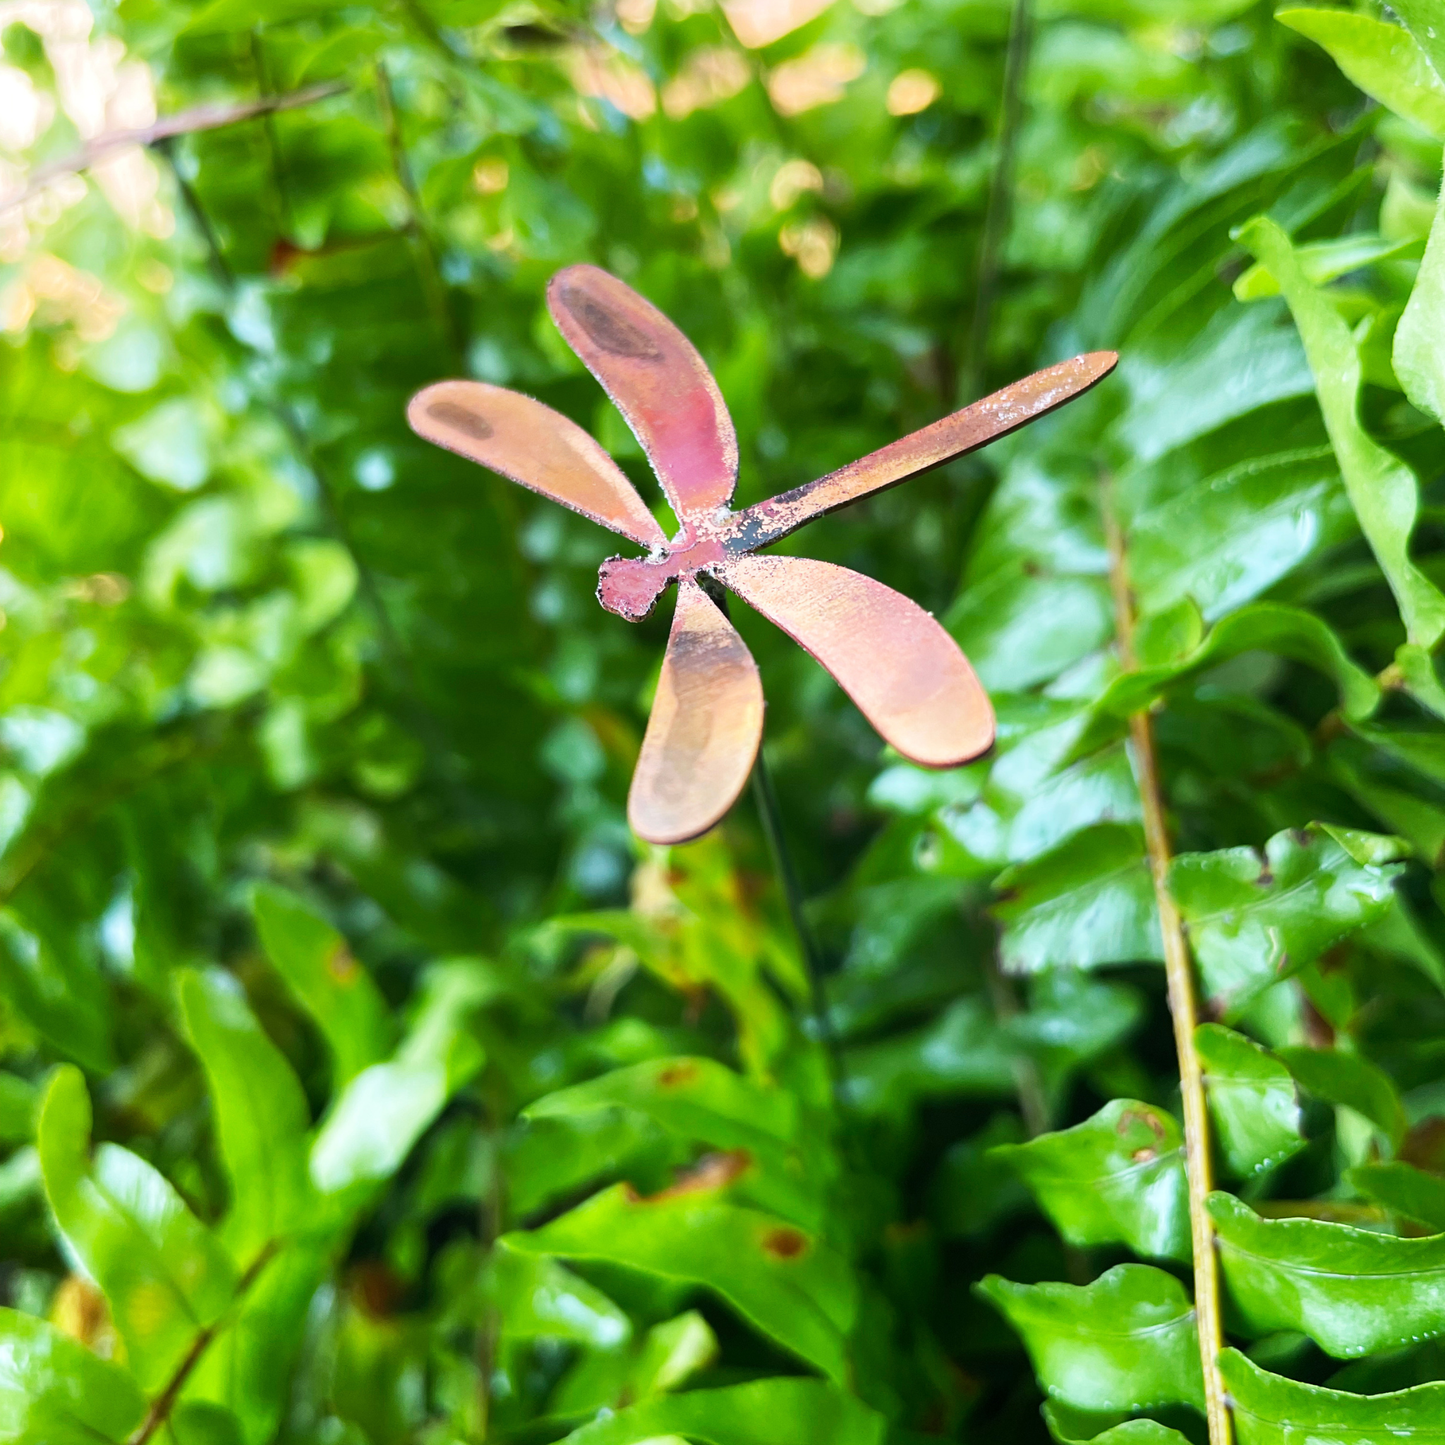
[894,707,996,770]
[627,802,729,848]
[548,261,606,284]
[545,262,612,310]
[405,381,446,432]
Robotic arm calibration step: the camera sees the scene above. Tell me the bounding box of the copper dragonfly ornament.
[408,266,1116,846]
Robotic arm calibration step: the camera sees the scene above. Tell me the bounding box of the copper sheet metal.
[628,577,765,844]
[408,266,1119,845]
[718,554,994,766]
[408,379,665,547]
[547,264,739,525]
[725,352,1117,549]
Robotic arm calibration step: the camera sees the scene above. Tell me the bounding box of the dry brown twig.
[1,81,345,215]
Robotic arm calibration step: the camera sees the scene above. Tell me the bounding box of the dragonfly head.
[598,535,729,622]
[598,554,673,621]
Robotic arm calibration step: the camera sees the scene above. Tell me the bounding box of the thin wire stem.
[961,0,1033,402]
[158,138,232,287]
[749,747,849,1101]
[702,584,846,1096]
[1102,476,1231,1445]
[982,955,1049,1138]
[749,753,825,1013]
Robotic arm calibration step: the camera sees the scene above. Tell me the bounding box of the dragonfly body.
[409,264,1117,845]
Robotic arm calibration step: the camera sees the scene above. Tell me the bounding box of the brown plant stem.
[129,1241,279,1445]
[158,151,499,838]
[3,83,345,214]
[1102,478,1231,1445]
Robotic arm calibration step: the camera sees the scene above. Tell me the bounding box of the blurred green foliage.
[2,0,1445,1440]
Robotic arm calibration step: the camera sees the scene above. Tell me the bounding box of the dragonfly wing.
[408,380,666,548]
[718,554,993,766]
[629,577,764,845]
[730,352,1118,548]
[547,265,738,526]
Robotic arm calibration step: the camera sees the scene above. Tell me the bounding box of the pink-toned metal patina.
[409,264,1117,846]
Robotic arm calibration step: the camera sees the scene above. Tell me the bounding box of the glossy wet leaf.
[310,961,488,1193]
[1395,159,1445,425]
[1083,605,1380,732]
[1043,1406,1193,1445]
[1210,1191,1445,1357]
[492,1243,632,1347]
[977,1265,1204,1412]
[1220,1347,1445,1443]
[1196,1024,1304,1177]
[1277,9,1445,138]
[506,1107,676,1222]
[1113,301,1313,464]
[1276,1046,1407,1150]
[950,574,1114,695]
[1008,969,1147,1079]
[1237,216,1445,645]
[1234,233,1423,301]
[551,1309,717,1415]
[1348,1161,1445,1231]
[1127,452,1351,623]
[0,1306,146,1445]
[1391,0,1445,79]
[995,824,1162,973]
[177,968,314,1261]
[1170,825,1405,1014]
[842,972,1140,1117]
[557,1378,885,1445]
[521,1055,821,1224]
[504,1183,857,1384]
[525,1055,797,1144]
[991,1098,1190,1260]
[250,883,390,1088]
[37,1065,238,1391]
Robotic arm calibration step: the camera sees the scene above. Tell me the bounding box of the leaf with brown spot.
[762,1226,808,1259]
[1170,824,1405,1017]
[250,883,391,1088]
[991,1099,1190,1261]
[502,1184,857,1384]
[37,1067,238,1392]
[522,1056,824,1227]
